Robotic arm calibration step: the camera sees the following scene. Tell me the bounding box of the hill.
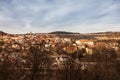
[0,31,7,36]
[49,31,79,34]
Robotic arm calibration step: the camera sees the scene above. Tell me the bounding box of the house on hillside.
[85,47,93,55]
[50,54,69,69]
[75,39,94,46]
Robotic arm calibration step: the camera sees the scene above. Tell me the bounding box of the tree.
[25,45,52,80]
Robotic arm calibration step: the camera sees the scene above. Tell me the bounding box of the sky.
[0,0,120,34]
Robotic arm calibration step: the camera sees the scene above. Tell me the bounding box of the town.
[0,31,120,80]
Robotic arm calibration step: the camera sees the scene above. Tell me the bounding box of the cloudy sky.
[0,0,120,33]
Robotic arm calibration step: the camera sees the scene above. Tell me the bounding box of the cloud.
[0,0,120,33]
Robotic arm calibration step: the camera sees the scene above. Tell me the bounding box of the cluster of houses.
[0,33,120,69]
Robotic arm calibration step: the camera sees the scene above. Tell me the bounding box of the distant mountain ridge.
[1,31,120,36]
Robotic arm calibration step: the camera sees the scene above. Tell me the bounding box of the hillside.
[0,31,7,36]
[49,31,79,34]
